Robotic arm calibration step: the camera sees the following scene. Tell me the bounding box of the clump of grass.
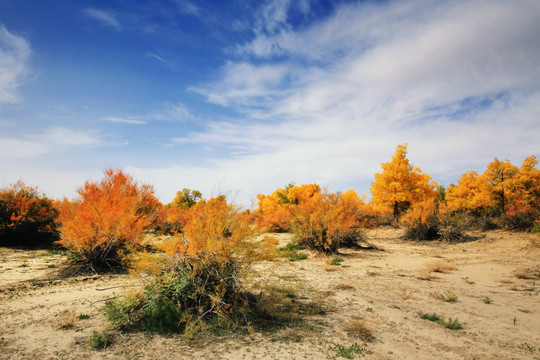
[425,260,456,273]
[483,297,493,304]
[278,243,308,261]
[441,317,464,330]
[77,314,91,320]
[329,343,372,359]
[401,289,412,300]
[288,252,308,261]
[327,258,344,266]
[418,312,442,322]
[343,320,375,343]
[431,291,458,302]
[420,260,456,279]
[55,309,76,330]
[334,282,355,291]
[88,331,111,349]
[365,270,378,276]
[462,277,475,285]
[418,312,464,330]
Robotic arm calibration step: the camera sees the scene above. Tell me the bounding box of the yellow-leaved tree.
[370,144,437,224]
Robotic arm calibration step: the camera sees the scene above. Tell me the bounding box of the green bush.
[104,254,254,335]
[88,331,111,349]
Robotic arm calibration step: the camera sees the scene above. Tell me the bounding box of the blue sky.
[0,0,539,206]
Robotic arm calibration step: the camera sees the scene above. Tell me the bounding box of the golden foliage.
[160,196,258,262]
[371,144,437,220]
[57,169,161,270]
[253,183,321,232]
[290,189,366,253]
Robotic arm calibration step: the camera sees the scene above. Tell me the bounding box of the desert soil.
[0,229,539,360]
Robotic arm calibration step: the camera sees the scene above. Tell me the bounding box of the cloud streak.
[82,8,122,31]
[0,25,31,104]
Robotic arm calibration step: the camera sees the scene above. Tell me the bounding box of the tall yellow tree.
[482,158,519,215]
[370,144,437,221]
[445,170,491,214]
[516,155,540,206]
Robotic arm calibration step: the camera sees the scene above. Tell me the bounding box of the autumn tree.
[370,144,437,223]
[253,183,321,232]
[482,158,520,215]
[290,189,370,253]
[57,169,161,272]
[171,188,202,210]
[445,171,491,214]
[0,181,58,246]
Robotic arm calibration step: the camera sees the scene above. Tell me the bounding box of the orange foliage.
[0,181,58,245]
[57,169,161,270]
[253,183,321,232]
[161,196,257,261]
[290,189,365,253]
[371,144,437,220]
[445,171,491,214]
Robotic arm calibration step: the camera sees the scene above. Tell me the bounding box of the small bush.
[88,331,111,349]
[418,312,464,330]
[290,190,366,253]
[105,254,252,335]
[344,320,375,343]
[500,203,540,231]
[55,309,76,329]
[0,181,59,247]
[107,196,260,336]
[57,169,161,272]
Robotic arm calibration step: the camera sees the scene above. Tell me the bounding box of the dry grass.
[401,289,412,300]
[343,320,375,343]
[424,260,456,273]
[418,260,457,280]
[55,309,76,330]
[514,267,540,280]
[431,290,458,302]
[334,282,355,291]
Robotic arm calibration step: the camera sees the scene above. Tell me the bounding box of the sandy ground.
[0,229,539,360]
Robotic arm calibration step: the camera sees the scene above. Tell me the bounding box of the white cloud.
[82,8,122,31]
[41,127,101,146]
[0,127,102,159]
[0,138,49,158]
[0,25,31,104]
[171,0,540,202]
[102,116,146,125]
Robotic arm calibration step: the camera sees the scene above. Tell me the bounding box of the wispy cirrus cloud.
[102,116,146,125]
[0,25,31,104]
[82,8,122,31]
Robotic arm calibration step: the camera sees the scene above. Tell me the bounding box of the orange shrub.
[253,183,321,232]
[0,181,58,246]
[290,189,365,253]
[57,169,161,271]
[161,196,257,262]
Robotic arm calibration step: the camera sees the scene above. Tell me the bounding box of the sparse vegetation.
[329,343,372,359]
[431,290,458,302]
[418,312,464,330]
[328,258,344,266]
[343,320,375,343]
[88,331,111,349]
